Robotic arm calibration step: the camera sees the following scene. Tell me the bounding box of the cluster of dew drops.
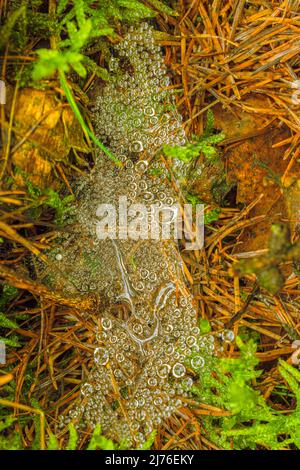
[53,23,236,447]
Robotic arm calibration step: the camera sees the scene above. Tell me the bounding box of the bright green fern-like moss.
[191,334,300,450]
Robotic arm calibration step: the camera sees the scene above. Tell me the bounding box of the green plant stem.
[49,0,58,50]
[59,70,121,166]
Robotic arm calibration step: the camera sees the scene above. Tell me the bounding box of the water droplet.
[81,383,93,397]
[182,377,193,389]
[191,355,205,369]
[164,324,173,334]
[116,353,125,363]
[138,397,145,407]
[144,106,155,116]
[135,160,149,173]
[101,318,112,330]
[191,327,200,336]
[137,409,146,421]
[186,336,196,347]
[140,268,149,279]
[148,377,157,387]
[131,141,144,152]
[222,329,235,343]
[133,323,143,335]
[94,347,109,366]
[157,364,170,379]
